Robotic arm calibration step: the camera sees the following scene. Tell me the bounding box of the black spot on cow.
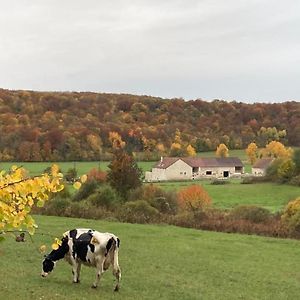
[89,244,95,253]
[47,236,69,261]
[105,237,114,256]
[69,229,77,240]
[73,232,93,261]
[117,238,120,248]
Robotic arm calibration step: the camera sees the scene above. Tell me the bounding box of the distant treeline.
[0,88,299,161]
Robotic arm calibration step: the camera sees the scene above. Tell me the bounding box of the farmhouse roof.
[183,157,243,167]
[154,157,244,169]
[153,157,180,169]
[252,158,273,169]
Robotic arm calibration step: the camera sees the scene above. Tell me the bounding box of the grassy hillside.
[1,215,300,299]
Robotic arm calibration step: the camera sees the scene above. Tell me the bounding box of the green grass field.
[0,161,155,176]
[1,215,300,300]
[155,181,300,212]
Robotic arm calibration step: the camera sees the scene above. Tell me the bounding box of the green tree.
[107,150,143,200]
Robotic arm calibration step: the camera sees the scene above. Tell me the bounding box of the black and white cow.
[41,228,121,291]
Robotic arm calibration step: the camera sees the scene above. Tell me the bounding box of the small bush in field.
[87,185,120,209]
[43,197,71,216]
[211,179,230,185]
[72,179,98,202]
[118,200,160,223]
[290,175,300,186]
[87,167,106,183]
[128,184,178,214]
[281,198,300,235]
[229,205,271,223]
[177,185,211,211]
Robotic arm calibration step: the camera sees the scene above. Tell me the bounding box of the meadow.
[1,215,300,300]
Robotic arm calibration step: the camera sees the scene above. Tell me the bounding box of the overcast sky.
[0,0,299,103]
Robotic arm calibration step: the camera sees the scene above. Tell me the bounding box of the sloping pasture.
[1,215,300,300]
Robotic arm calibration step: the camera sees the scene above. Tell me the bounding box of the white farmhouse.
[145,157,244,182]
[252,158,273,176]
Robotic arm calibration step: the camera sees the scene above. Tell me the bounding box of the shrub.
[72,179,99,202]
[211,179,230,185]
[65,167,78,183]
[229,205,272,223]
[128,184,178,214]
[118,200,160,223]
[290,175,300,186]
[41,197,71,216]
[177,185,211,212]
[241,176,269,184]
[87,185,120,209]
[281,198,300,236]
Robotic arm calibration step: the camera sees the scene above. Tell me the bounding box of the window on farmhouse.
[206,171,212,175]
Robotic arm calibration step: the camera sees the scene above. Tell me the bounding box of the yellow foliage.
[186,144,196,157]
[216,143,229,157]
[73,181,82,190]
[262,141,293,159]
[109,131,125,149]
[0,165,64,236]
[246,142,258,165]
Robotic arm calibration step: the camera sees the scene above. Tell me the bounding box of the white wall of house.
[165,159,192,180]
[145,159,192,181]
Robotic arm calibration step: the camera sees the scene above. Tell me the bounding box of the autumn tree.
[186,144,196,157]
[170,129,184,156]
[0,165,64,238]
[246,142,258,165]
[109,131,125,150]
[177,185,211,211]
[261,141,292,159]
[107,150,143,200]
[216,143,229,157]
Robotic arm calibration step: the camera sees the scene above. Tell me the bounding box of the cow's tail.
[113,237,120,272]
[112,237,121,291]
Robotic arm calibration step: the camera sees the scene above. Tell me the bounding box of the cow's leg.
[92,257,105,288]
[75,262,82,283]
[70,258,80,283]
[113,265,121,291]
[112,249,121,291]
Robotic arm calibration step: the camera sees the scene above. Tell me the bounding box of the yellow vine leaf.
[80,174,87,183]
[73,181,81,190]
[40,245,47,253]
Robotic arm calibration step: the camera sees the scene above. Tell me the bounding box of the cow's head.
[41,256,56,277]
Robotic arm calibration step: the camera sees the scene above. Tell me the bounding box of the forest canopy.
[0,89,299,161]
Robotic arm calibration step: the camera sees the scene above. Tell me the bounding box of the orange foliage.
[177,185,211,211]
[87,168,106,183]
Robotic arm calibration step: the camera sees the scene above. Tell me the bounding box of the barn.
[145,157,244,182]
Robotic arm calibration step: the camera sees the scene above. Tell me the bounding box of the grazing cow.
[41,228,121,291]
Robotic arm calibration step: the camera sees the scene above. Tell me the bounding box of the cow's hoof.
[73,280,80,284]
[114,285,120,292]
[91,284,97,289]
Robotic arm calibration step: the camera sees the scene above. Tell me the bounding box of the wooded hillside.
[0,89,299,161]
